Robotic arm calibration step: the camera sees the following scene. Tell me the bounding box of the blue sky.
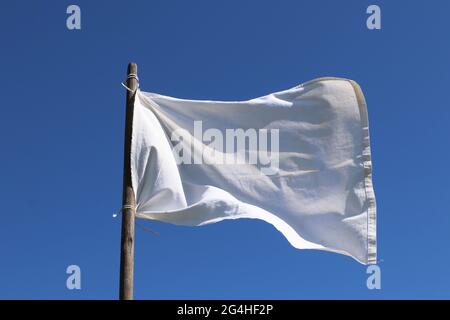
[0,0,449,299]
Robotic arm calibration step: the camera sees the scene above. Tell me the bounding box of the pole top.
[127,62,137,75]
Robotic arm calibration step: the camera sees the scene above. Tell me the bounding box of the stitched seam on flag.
[348,80,377,265]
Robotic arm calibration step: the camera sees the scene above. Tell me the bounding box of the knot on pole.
[121,73,140,93]
[126,73,139,81]
[113,204,136,218]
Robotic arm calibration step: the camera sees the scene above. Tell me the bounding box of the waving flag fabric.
[130,78,376,264]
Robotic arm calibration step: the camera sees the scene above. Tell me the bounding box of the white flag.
[130,77,376,264]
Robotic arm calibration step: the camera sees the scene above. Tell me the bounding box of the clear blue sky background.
[0,0,449,299]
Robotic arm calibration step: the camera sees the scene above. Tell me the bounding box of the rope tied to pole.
[113,205,160,237]
[113,204,135,217]
[121,73,140,93]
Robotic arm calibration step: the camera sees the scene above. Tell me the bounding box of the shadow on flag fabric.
[130,77,376,264]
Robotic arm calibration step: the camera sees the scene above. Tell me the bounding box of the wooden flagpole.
[119,62,138,300]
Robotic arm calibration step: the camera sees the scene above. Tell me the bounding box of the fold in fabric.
[130,78,376,264]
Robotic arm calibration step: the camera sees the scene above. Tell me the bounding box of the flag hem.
[348,80,377,265]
